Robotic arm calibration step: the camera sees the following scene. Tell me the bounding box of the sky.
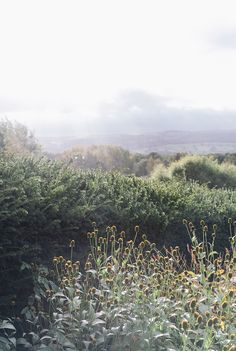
[1,0,236,136]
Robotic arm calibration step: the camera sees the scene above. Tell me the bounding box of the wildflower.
[91,287,96,294]
[69,240,75,248]
[85,262,92,270]
[120,231,126,238]
[53,257,58,265]
[190,298,197,310]
[139,241,145,249]
[197,315,203,324]
[213,224,217,231]
[172,249,177,257]
[107,263,112,272]
[181,319,189,330]
[98,237,103,244]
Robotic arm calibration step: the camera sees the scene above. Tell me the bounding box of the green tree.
[0,118,41,155]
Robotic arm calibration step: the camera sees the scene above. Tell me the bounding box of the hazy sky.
[1,0,236,136]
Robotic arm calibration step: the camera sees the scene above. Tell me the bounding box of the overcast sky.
[1,0,236,136]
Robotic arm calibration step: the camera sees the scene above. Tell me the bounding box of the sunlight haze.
[1,0,236,136]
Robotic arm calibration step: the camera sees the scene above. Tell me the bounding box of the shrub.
[152,155,236,189]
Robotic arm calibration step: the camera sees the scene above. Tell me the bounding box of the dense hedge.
[1,154,236,316]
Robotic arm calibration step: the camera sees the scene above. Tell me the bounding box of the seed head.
[181,319,189,330]
[91,287,96,294]
[120,231,126,238]
[197,315,203,324]
[53,257,58,265]
[190,298,197,309]
[69,240,75,248]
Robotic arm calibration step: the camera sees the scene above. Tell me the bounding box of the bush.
[152,155,236,189]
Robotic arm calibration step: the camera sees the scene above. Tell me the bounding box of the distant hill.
[39,130,236,155]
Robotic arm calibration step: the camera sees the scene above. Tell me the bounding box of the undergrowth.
[1,222,236,351]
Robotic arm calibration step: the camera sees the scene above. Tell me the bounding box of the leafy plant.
[4,223,235,350]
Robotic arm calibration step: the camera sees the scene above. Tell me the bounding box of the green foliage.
[2,224,236,350]
[1,154,236,318]
[153,155,236,189]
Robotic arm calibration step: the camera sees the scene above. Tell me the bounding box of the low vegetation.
[1,222,236,350]
[152,155,236,189]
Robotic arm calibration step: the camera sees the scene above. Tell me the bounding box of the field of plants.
[0,152,236,350]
